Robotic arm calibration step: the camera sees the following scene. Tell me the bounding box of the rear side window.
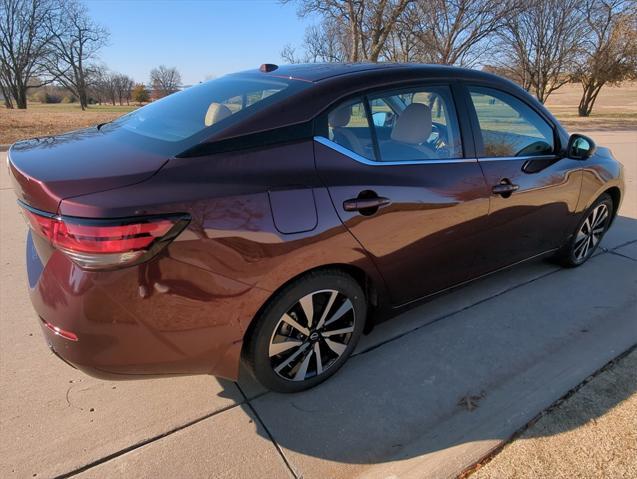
[324,85,463,163]
[469,87,555,157]
[328,98,376,160]
[106,76,304,142]
[368,86,463,162]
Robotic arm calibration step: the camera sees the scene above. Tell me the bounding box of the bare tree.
[150,65,181,98]
[391,0,515,67]
[497,0,584,103]
[122,74,134,105]
[0,0,58,109]
[112,72,133,105]
[574,0,637,116]
[87,64,108,105]
[283,0,413,62]
[44,0,108,110]
[281,44,301,63]
[282,18,351,63]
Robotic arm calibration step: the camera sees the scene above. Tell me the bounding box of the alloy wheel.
[574,203,609,262]
[268,289,355,381]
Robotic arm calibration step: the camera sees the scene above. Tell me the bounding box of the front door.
[465,85,583,272]
[314,84,491,306]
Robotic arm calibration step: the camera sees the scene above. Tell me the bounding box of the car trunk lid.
[8,127,169,213]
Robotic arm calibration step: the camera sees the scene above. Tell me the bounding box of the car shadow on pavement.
[218,216,637,474]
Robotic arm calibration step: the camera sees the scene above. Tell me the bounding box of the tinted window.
[369,86,463,162]
[328,98,376,160]
[469,87,554,157]
[106,76,302,142]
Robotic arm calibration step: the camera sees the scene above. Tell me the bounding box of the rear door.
[314,83,491,306]
[464,85,583,272]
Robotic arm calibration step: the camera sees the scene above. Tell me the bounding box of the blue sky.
[85,0,314,85]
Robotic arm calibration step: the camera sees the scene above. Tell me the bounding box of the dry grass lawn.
[469,349,637,479]
[546,81,637,132]
[0,81,636,145]
[0,103,136,144]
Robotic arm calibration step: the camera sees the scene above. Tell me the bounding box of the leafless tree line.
[0,0,109,109]
[90,67,134,106]
[283,0,637,115]
[0,0,186,110]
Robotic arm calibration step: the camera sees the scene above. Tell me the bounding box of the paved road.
[1,130,636,479]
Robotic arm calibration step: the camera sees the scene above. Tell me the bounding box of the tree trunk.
[578,81,604,117]
[1,82,15,108]
[10,82,28,109]
[78,90,88,110]
[16,87,28,109]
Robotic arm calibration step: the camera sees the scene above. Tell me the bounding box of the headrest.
[204,102,233,127]
[328,105,352,128]
[390,103,432,144]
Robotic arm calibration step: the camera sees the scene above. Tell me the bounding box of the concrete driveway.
[1,130,636,479]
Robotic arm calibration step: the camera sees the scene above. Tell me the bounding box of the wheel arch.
[241,263,381,356]
[604,186,622,222]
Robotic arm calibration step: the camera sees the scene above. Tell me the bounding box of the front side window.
[469,87,555,157]
[106,76,305,142]
[368,86,463,162]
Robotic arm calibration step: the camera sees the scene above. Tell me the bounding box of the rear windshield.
[106,76,304,142]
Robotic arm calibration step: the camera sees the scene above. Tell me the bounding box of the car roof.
[237,62,486,83]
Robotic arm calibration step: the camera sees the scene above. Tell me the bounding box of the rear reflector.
[21,204,189,270]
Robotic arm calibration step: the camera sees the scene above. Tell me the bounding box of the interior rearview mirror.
[567,134,596,160]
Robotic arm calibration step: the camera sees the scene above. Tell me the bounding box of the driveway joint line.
[53,400,245,478]
[236,382,300,479]
[610,237,637,250]
[458,342,637,478]
[607,250,637,262]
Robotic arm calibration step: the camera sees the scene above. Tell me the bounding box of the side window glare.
[469,87,555,157]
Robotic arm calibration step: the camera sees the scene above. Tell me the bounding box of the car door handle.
[492,181,519,197]
[343,196,391,212]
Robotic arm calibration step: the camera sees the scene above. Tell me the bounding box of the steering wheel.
[428,122,449,152]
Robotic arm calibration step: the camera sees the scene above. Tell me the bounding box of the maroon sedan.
[9,63,624,392]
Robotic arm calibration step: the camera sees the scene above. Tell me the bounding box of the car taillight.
[21,204,189,270]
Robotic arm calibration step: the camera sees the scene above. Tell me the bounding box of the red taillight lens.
[22,206,189,269]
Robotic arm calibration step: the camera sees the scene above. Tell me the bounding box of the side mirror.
[372,111,388,127]
[567,134,596,160]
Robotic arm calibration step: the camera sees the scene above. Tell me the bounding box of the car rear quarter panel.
[53,140,386,378]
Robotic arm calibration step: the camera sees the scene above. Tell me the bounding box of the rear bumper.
[27,232,270,381]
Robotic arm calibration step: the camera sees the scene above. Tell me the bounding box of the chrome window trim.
[313,136,477,166]
[478,154,559,162]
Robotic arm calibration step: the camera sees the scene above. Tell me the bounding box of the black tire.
[244,270,366,393]
[555,193,613,267]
